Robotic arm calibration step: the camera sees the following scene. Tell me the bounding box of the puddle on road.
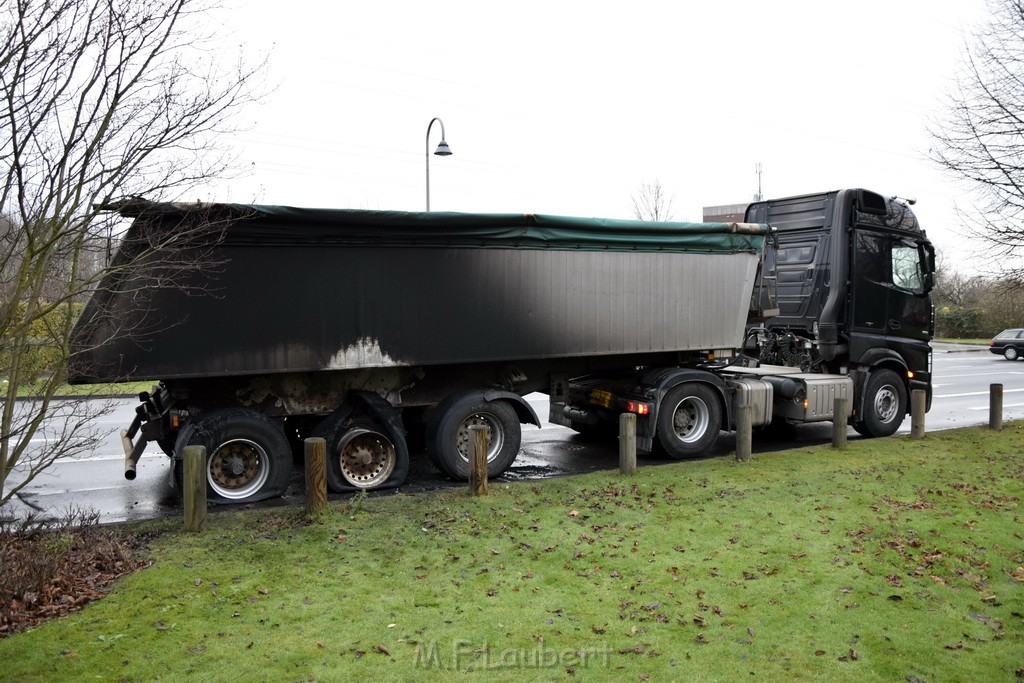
[503,451,563,480]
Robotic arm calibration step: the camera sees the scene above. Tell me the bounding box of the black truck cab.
[746,188,935,434]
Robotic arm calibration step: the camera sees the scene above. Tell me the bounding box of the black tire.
[426,395,521,480]
[853,369,907,437]
[157,437,177,457]
[1004,346,1019,361]
[174,408,292,503]
[656,383,722,459]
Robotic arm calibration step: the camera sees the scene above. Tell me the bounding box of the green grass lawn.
[2,425,1022,682]
[936,338,990,345]
[3,378,155,399]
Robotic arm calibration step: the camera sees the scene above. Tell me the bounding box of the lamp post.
[425,117,452,211]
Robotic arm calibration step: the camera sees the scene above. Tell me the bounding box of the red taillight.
[626,401,650,415]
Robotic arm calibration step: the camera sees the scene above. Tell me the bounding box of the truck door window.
[892,243,924,294]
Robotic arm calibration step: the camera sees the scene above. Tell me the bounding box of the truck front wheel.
[656,383,722,459]
[853,369,907,438]
[426,395,521,480]
[174,408,293,503]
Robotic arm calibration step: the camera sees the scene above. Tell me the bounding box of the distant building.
[702,202,748,223]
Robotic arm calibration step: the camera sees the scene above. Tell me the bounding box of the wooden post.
[910,389,926,439]
[735,404,752,462]
[619,413,637,475]
[832,397,849,449]
[469,425,488,495]
[183,445,207,532]
[304,437,328,514]
[990,383,1004,431]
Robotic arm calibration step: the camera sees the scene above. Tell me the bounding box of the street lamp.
[425,117,452,211]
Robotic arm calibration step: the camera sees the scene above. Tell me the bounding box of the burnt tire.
[656,383,722,459]
[426,395,521,480]
[853,369,907,438]
[312,414,400,491]
[310,394,410,493]
[174,408,292,503]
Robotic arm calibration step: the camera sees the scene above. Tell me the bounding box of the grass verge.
[9,379,155,399]
[1,425,1022,681]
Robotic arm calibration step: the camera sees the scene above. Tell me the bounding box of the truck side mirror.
[920,243,936,294]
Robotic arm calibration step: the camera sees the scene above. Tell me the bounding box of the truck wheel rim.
[874,386,899,424]
[456,413,504,463]
[208,438,270,500]
[336,428,396,489]
[671,397,710,443]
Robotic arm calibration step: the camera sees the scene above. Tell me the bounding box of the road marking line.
[968,403,1024,411]
[935,388,1024,399]
[939,372,1024,378]
[29,485,134,497]
[58,454,164,463]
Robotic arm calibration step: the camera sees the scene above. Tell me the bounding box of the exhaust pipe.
[121,429,147,480]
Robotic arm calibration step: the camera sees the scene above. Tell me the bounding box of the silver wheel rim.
[336,428,396,489]
[456,412,504,463]
[208,438,271,500]
[670,396,710,443]
[1007,348,1018,360]
[874,385,900,424]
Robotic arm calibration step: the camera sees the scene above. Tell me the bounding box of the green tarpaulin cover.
[107,199,768,254]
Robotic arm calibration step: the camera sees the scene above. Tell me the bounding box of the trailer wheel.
[175,408,292,503]
[853,369,906,438]
[656,383,722,459]
[427,396,521,480]
[310,395,410,492]
[314,414,400,491]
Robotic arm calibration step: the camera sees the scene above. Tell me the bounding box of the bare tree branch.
[0,0,267,506]
[930,0,1024,283]
[631,179,675,222]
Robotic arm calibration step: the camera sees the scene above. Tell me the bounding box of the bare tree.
[0,0,266,507]
[930,0,1024,283]
[932,250,990,307]
[631,180,675,221]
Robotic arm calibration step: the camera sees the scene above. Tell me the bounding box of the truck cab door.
[850,230,931,343]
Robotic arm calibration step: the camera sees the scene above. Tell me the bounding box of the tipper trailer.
[69,188,935,504]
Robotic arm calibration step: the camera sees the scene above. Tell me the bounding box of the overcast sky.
[208,0,988,269]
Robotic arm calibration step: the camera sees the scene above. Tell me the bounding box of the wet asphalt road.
[6,345,1021,524]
